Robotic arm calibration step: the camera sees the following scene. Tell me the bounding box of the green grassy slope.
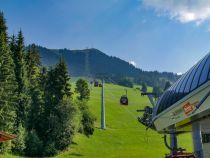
[57,84,192,158]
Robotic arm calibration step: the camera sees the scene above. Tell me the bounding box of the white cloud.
[129,61,137,67]
[177,72,183,75]
[142,0,210,24]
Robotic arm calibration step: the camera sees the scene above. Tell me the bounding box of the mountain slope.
[36,46,178,87]
[57,83,192,158]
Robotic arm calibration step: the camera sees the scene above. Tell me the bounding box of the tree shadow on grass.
[69,153,84,157]
[72,141,78,145]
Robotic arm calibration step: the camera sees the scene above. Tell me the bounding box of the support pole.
[192,122,203,158]
[170,126,178,155]
[101,79,106,129]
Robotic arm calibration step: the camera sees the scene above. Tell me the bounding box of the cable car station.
[139,53,210,158]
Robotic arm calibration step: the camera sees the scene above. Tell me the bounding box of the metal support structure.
[169,126,178,155]
[148,95,155,107]
[125,89,127,96]
[85,50,90,76]
[192,122,203,158]
[101,79,106,129]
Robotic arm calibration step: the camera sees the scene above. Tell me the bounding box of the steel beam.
[192,122,203,158]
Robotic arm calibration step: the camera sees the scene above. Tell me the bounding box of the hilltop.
[36,46,179,87]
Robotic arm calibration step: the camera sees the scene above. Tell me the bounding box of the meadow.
[57,83,192,158]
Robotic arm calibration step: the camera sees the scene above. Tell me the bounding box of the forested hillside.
[0,12,95,157]
[37,46,179,88]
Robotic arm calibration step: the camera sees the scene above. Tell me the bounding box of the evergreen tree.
[0,12,17,152]
[54,58,72,99]
[164,81,171,91]
[41,59,77,156]
[25,44,41,83]
[25,44,43,131]
[141,82,147,93]
[0,12,8,41]
[11,124,26,155]
[152,86,163,95]
[12,30,29,127]
[75,79,90,100]
[77,100,95,137]
[11,31,29,154]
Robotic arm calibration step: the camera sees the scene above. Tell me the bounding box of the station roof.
[0,132,16,142]
[155,52,210,115]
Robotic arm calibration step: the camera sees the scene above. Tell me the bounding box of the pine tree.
[25,44,43,132]
[25,44,41,83]
[43,58,72,110]
[9,34,16,61]
[75,79,90,100]
[54,58,72,99]
[41,59,78,156]
[0,12,17,152]
[141,82,147,93]
[0,12,8,41]
[11,31,29,154]
[164,81,171,91]
[0,33,16,131]
[12,30,29,127]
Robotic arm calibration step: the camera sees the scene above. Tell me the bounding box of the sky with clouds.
[1,0,210,73]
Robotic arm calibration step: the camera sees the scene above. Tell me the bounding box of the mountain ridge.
[36,45,179,87]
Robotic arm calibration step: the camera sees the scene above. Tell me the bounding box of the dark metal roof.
[155,52,210,115]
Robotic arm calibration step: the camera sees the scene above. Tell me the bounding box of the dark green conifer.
[0,12,17,152]
[54,58,72,99]
[0,12,8,41]
[164,81,171,91]
[25,44,41,83]
[41,59,78,156]
[141,82,147,93]
[12,30,29,127]
[75,79,90,100]
[10,31,29,154]
[25,44,43,132]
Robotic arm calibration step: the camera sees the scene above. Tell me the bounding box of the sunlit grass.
[57,83,192,158]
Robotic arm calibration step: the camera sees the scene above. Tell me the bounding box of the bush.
[75,79,90,100]
[141,82,147,92]
[77,100,96,137]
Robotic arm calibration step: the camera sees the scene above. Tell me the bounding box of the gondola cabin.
[152,52,210,158]
[120,95,128,105]
[94,81,99,87]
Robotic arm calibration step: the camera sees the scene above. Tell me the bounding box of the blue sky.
[1,0,210,73]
